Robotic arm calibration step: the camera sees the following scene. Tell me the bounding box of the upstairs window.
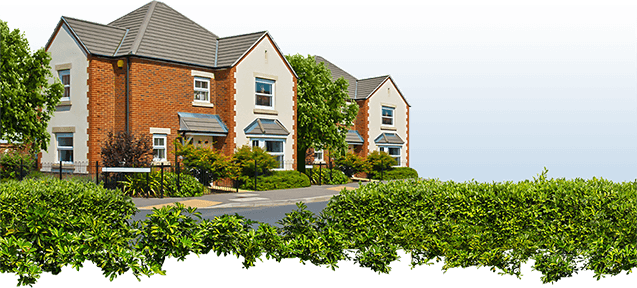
[59,70,70,101]
[255,78,275,109]
[382,106,394,126]
[314,149,324,163]
[194,77,210,102]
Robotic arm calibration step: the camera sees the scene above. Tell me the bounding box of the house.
[314,56,410,167]
[41,1,298,173]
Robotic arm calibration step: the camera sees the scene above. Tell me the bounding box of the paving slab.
[138,199,222,210]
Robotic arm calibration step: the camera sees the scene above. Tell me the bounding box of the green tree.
[285,54,358,172]
[1,21,63,151]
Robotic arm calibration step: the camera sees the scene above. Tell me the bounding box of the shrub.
[366,151,396,179]
[306,168,349,185]
[373,167,419,180]
[175,139,239,182]
[101,131,153,167]
[164,172,206,197]
[0,149,35,180]
[240,170,310,191]
[334,152,369,177]
[232,145,278,177]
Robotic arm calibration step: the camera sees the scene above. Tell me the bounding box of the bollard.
[176,161,180,195]
[160,164,164,198]
[254,158,258,191]
[59,161,63,180]
[95,161,99,185]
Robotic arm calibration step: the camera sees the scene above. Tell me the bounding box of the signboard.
[101,167,151,173]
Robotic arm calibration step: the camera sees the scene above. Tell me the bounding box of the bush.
[0,149,35,180]
[306,168,349,185]
[372,167,419,180]
[366,151,396,179]
[232,145,278,177]
[335,152,370,177]
[120,172,206,198]
[175,139,238,182]
[101,131,153,167]
[240,170,310,191]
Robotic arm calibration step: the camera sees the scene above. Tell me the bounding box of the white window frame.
[58,69,70,101]
[153,134,167,162]
[194,77,210,102]
[379,146,401,167]
[313,149,324,163]
[251,137,285,170]
[56,133,73,163]
[381,106,394,127]
[255,78,275,110]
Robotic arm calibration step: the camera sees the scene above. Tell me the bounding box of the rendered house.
[314,56,410,167]
[41,1,298,173]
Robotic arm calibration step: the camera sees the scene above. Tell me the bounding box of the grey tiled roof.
[216,31,267,67]
[47,1,275,70]
[315,56,357,99]
[314,55,411,107]
[62,17,127,56]
[346,130,364,145]
[244,119,290,136]
[178,112,228,135]
[374,133,404,145]
[356,75,389,99]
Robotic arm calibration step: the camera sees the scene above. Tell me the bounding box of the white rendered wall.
[367,79,409,167]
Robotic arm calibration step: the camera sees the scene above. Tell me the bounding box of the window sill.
[52,163,75,168]
[253,108,278,115]
[381,126,397,131]
[57,100,72,106]
[192,101,214,108]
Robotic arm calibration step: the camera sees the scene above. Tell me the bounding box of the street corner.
[138,199,222,210]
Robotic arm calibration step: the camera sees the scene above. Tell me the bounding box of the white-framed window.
[382,106,394,126]
[194,77,210,102]
[58,69,70,101]
[251,138,285,170]
[379,146,401,167]
[56,133,73,163]
[255,78,275,109]
[153,134,167,162]
[314,149,324,163]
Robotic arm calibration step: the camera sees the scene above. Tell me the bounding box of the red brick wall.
[213,67,236,156]
[354,99,370,157]
[86,57,117,173]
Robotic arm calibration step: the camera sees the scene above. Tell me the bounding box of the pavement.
[132,181,365,210]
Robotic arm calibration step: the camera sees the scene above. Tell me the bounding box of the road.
[130,200,330,226]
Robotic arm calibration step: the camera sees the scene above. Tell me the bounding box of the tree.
[285,54,358,172]
[0,21,63,151]
[101,131,153,167]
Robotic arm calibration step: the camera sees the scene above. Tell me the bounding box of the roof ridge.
[218,30,267,40]
[358,75,389,81]
[62,16,127,31]
[154,2,219,39]
[108,1,153,26]
[130,0,157,54]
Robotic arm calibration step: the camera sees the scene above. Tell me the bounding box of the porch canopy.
[346,130,364,145]
[178,112,228,137]
[374,132,404,145]
[244,118,290,136]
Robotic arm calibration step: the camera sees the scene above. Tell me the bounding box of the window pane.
[382,108,393,117]
[394,156,400,166]
[62,74,70,85]
[58,137,73,147]
[265,141,283,153]
[255,82,272,95]
[59,150,73,162]
[389,147,400,156]
[154,148,165,160]
[256,95,272,106]
[275,155,284,169]
[382,117,393,125]
[154,137,164,146]
[64,87,70,98]
[252,140,259,147]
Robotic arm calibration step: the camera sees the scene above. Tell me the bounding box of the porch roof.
[178,112,228,136]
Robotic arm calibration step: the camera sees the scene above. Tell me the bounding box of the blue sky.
[4,0,637,183]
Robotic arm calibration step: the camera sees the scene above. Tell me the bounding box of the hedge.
[370,167,418,180]
[239,170,311,191]
[119,172,206,198]
[306,168,349,185]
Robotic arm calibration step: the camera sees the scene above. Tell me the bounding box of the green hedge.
[0,150,35,180]
[370,167,418,180]
[4,170,636,286]
[120,172,206,198]
[240,170,310,191]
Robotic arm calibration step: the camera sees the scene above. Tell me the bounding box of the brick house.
[313,56,410,167]
[41,1,298,173]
